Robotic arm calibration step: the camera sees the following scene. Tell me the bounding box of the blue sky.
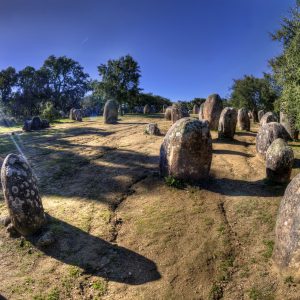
[0,0,295,101]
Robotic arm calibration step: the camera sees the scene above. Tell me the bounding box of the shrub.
[41,102,60,122]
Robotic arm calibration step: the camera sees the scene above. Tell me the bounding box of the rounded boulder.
[237,108,250,131]
[260,112,278,127]
[273,173,300,276]
[218,107,237,139]
[1,154,46,236]
[256,122,291,158]
[202,94,223,130]
[159,117,212,182]
[266,138,294,183]
[103,99,118,124]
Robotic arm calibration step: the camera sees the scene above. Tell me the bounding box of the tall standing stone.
[266,138,294,183]
[199,103,204,120]
[171,104,189,124]
[218,107,237,139]
[1,154,46,236]
[165,106,172,120]
[103,99,118,124]
[160,118,212,182]
[202,94,223,130]
[193,104,199,115]
[273,173,300,276]
[252,108,259,123]
[237,108,250,131]
[144,104,151,114]
[280,111,299,140]
[258,110,265,122]
[260,112,278,127]
[256,122,291,158]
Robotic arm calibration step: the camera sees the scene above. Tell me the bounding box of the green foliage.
[270,1,300,129]
[0,67,17,103]
[41,102,60,122]
[164,176,185,189]
[94,55,141,105]
[230,74,279,111]
[138,92,171,109]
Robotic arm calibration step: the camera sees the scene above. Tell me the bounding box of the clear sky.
[0,0,295,101]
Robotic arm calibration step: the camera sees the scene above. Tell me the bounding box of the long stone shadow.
[28,216,161,285]
[201,177,287,197]
[212,138,255,147]
[212,149,254,158]
[235,131,257,137]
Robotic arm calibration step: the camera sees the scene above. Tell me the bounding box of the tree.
[0,67,17,103]
[230,75,278,111]
[41,55,90,111]
[94,55,141,105]
[270,0,300,128]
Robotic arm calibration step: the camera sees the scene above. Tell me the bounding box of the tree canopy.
[229,74,279,111]
[94,55,141,105]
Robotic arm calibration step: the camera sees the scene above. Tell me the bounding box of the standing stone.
[266,138,294,183]
[260,112,278,127]
[118,106,124,116]
[144,104,151,114]
[280,111,299,140]
[252,108,259,123]
[218,107,237,139]
[103,99,118,124]
[248,111,253,119]
[193,104,199,115]
[165,106,172,120]
[202,94,223,130]
[1,154,46,236]
[162,105,168,113]
[273,172,300,276]
[160,118,212,182]
[31,116,42,130]
[258,110,265,122]
[73,109,82,122]
[145,123,160,135]
[69,108,75,120]
[199,103,204,120]
[237,108,250,131]
[171,106,181,124]
[256,122,291,158]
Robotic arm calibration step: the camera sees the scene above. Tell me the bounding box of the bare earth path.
[0,115,299,300]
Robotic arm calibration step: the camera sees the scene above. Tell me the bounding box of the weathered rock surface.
[171,104,189,124]
[202,94,223,130]
[248,111,253,119]
[103,99,118,124]
[237,108,250,131]
[159,117,212,182]
[252,108,259,122]
[273,172,300,276]
[258,110,265,121]
[23,116,50,132]
[144,104,151,114]
[1,154,46,236]
[280,111,299,140]
[69,108,83,121]
[260,112,278,127]
[145,123,160,135]
[199,103,204,120]
[165,106,172,120]
[266,138,294,183]
[256,122,291,158]
[193,105,199,115]
[218,107,237,139]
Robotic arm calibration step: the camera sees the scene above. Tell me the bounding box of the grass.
[165,176,185,189]
[92,279,108,296]
[262,240,274,260]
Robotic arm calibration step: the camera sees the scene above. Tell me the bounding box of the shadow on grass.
[28,216,161,285]
[212,149,254,158]
[235,131,257,137]
[213,138,255,147]
[200,176,287,197]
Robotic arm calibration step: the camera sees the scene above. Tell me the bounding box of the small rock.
[145,123,160,135]
[0,215,11,227]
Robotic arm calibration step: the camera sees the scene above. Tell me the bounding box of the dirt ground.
[0,114,300,300]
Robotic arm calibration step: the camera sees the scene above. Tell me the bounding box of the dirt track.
[0,115,299,299]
